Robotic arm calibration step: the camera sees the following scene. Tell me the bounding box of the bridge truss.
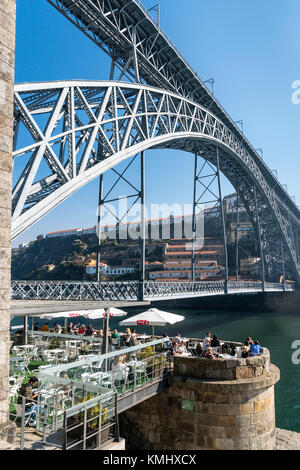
[11,0,300,286]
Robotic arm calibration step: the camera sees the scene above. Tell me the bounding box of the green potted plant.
[67,394,110,448]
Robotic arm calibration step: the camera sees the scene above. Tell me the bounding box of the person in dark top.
[211,335,220,347]
[17,376,40,426]
[163,332,171,348]
[241,346,250,358]
[195,342,203,356]
[85,324,95,336]
[33,322,39,331]
[171,342,179,357]
[244,337,254,347]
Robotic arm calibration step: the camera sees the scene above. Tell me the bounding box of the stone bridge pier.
[120,346,280,450]
[0,0,15,434]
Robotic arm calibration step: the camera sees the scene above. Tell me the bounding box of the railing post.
[114,393,120,442]
[281,242,286,292]
[20,396,25,450]
[62,411,67,451]
[254,186,265,292]
[43,405,48,446]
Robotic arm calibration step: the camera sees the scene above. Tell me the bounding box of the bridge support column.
[216,147,229,294]
[0,0,16,434]
[140,150,145,291]
[281,242,286,292]
[235,191,240,281]
[254,186,265,292]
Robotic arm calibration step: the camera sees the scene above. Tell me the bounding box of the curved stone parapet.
[174,344,270,381]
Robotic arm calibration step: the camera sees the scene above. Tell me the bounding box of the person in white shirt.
[203,332,211,350]
[177,340,187,354]
[54,323,62,334]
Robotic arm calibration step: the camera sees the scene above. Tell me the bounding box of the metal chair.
[11,403,36,427]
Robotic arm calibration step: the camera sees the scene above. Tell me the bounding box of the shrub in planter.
[67,394,110,448]
[49,337,61,349]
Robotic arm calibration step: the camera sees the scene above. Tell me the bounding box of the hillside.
[12,235,164,281]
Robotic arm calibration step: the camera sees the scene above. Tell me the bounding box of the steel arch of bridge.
[12,80,300,284]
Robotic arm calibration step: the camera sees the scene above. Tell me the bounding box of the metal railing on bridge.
[11,280,294,301]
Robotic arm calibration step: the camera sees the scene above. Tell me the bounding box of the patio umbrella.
[85,307,127,320]
[119,308,185,336]
[39,311,86,321]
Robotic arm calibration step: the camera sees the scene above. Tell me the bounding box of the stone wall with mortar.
[120,353,280,450]
[0,0,15,427]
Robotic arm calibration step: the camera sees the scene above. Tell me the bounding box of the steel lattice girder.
[46,0,300,228]
[12,80,300,284]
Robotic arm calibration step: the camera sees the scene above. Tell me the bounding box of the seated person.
[177,340,187,354]
[124,328,131,346]
[173,334,181,344]
[57,371,71,397]
[78,324,85,335]
[211,335,220,347]
[41,323,50,332]
[244,337,254,346]
[163,332,171,348]
[33,322,40,331]
[195,342,203,356]
[98,329,104,338]
[111,329,121,344]
[17,376,40,426]
[204,347,216,360]
[203,332,211,350]
[241,345,250,358]
[54,323,62,334]
[131,329,137,339]
[250,340,264,356]
[171,342,180,357]
[85,324,95,337]
[112,355,129,382]
[67,322,80,334]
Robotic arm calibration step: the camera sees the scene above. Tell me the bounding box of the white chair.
[10,359,27,376]
[9,376,24,403]
[12,403,37,427]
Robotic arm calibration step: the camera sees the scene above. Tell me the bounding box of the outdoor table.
[219,354,240,359]
[43,349,66,362]
[15,344,36,351]
[81,371,112,387]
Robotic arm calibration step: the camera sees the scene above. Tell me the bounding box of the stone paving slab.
[275,428,300,450]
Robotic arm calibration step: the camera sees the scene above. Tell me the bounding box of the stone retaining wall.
[0,0,15,428]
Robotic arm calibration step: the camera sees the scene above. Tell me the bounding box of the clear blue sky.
[13,0,300,246]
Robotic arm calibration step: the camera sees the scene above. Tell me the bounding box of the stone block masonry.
[0,0,15,429]
[120,348,280,450]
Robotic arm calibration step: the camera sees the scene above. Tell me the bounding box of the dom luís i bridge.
[11,0,300,306]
